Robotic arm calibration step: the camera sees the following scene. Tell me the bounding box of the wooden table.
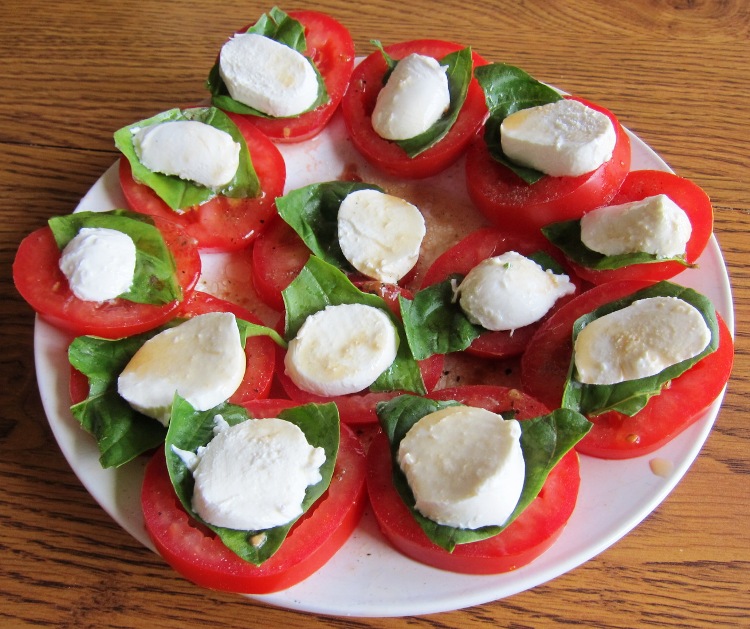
[2,1,747,626]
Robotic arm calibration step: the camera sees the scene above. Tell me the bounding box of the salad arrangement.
[14,6,733,603]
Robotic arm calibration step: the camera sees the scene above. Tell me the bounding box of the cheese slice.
[574,296,711,385]
[337,189,426,283]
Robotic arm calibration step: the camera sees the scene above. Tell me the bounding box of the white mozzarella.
[173,415,326,531]
[132,120,240,189]
[371,53,451,141]
[580,194,692,258]
[397,405,525,529]
[500,99,616,177]
[284,303,399,396]
[219,33,319,117]
[456,251,576,331]
[117,312,246,425]
[58,227,136,302]
[337,189,426,283]
[574,296,711,385]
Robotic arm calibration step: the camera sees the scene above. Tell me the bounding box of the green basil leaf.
[562,281,720,416]
[475,63,562,184]
[275,181,384,271]
[399,278,482,360]
[114,107,260,211]
[394,47,474,158]
[371,39,397,80]
[542,220,691,271]
[48,209,181,305]
[282,255,426,395]
[165,396,339,565]
[377,395,591,551]
[206,8,329,118]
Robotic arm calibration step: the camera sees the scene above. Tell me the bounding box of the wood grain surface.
[1,1,748,627]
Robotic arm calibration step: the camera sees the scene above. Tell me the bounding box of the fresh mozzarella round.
[59,227,137,302]
[219,33,319,117]
[456,251,576,331]
[117,312,246,425]
[580,193,692,258]
[500,99,616,177]
[398,405,525,529]
[132,120,240,189]
[284,303,399,396]
[371,53,451,141]
[337,189,426,283]
[175,416,326,531]
[574,296,712,385]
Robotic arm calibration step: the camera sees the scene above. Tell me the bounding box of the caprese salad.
[14,5,733,600]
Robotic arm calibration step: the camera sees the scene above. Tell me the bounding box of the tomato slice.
[366,385,581,574]
[465,97,631,234]
[141,420,367,594]
[341,40,489,179]
[561,170,714,285]
[119,116,285,252]
[521,280,734,458]
[14,216,201,339]
[420,227,588,358]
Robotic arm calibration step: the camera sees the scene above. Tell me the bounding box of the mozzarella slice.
[398,405,525,529]
[337,189,426,283]
[59,227,136,302]
[574,296,711,385]
[500,99,616,177]
[219,33,319,117]
[371,53,450,141]
[132,120,240,189]
[456,251,576,331]
[173,415,326,531]
[580,194,692,258]
[284,303,399,396]
[118,312,246,425]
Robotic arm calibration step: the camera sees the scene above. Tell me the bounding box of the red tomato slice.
[420,227,588,359]
[341,40,489,179]
[141,421,367,594]
[562,170,714,285]
[521,280,734,458]
[366,385,581,574]
[119,116,285,252]
[465,97,631,234]
[14,216,201,339]
[221,10,355,143]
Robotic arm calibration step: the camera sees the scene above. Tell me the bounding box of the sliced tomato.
[220,10,355,143]
[561,170,714,285]
[465,96,631,235]
[141,421,367,594]
[119,116,285,252]
[420,227,587,359]
[521,280,734,458]
[366,385,581,574]
[14,216,201,339]
[341,40,489,179]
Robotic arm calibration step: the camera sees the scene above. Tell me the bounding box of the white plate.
[34,109,734,618]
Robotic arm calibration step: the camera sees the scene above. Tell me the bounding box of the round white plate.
[34,109,734,618]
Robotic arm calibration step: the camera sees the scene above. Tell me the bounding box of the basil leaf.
[542,220,691,271]
[393,47,474,158]
[475,63,562,184]
[165,397,339,565]
[114,107,260,211]
[371,39,397,80]
[282,255,426,395]
[275,181,384,271]
[399,278,482,360]
[48,209,181,305]
[206,8,329,118]
[562,281,720,416]
[377,395,591,551]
